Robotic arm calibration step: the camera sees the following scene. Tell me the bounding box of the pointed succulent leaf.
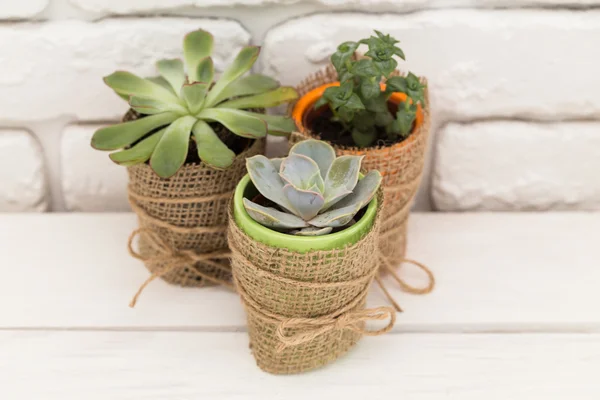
[282,184,325,221]
[109,128,166,166]
[293,227,333,236]
[204,46,260,107]
[331,41,358,71]
[129,96,188,115]
[192,120,235,169]
[184,29,214,82]
[246,155,296,214]
[196,108,267,138]
[156,59,186,93]
[240,112,296,136]
[351,127,377,148]
[147,76,176,94]
[196,57,214,85]
[329,171,381,211]
[215,74,279,104]
[216,87,298,109]
[181,82,208,114]
[308,204,358,228]
[243,198,309,229]
[279,154,321,190]
[289,139,336,180]
[150,116,196,178]
[323,155,363,208]
[104,71,181,105]
[91,112,178,150]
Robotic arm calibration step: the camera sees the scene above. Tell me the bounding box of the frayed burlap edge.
[288,61,434,297]
[122,109,266,306]
[229,191,396,375]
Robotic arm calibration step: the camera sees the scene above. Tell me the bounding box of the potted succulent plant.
[228,139,396,374]
[290,31,431,289]
[90,29,298,305]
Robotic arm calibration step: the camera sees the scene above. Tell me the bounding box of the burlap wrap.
[123,109,265,305]
[229,192,396,375]
[289,63,431,272]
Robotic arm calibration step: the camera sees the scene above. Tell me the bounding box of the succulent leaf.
[246,155,295,213]
[109,127,166,166]
[308,204,358,228]
[243,198,309,229]
[196,57,214,85]
[129,96,188,115]
[181,82,208,114]
[156,59,186,93]
[282,184,325,221]
[241,112,297,136]
[150,116,196,178]
[328,171,381,211]
[196,108,267,138]
[184,30,214,82]
[147,76,176,95]
[204,46,260,108]
[192,120,235,169]
[289,139,336,180]
[323,155,363,209]
[216,87,298,109]
[279,154,321,190]
[104,71,181,105]
[270,158,283,171]
[91,112,178,151]
[293,227,333,236]
[216,74,279,104]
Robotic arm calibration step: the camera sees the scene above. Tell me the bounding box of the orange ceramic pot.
[291,82,424,162]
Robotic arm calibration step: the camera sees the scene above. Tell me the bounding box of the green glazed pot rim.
[232,174,378,252]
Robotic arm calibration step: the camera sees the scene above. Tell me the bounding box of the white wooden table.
[2,213,599,399]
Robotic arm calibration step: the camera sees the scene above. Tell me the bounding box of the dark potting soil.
[308,107,413,149]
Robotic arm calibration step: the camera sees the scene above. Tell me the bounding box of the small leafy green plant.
[91,29,298,178]
[244,139,382,236]
[315,31,426,148]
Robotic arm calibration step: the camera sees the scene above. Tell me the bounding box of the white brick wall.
[0,1,597,212]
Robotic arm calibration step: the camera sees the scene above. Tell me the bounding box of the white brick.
[0,19,250,121]
[0,130,47,212]
[61,125,129,212]
[0,1,47,18]
[69,0,419,13]
[69,0,600,13]
[433,121,600,211]
[262,10,600,120]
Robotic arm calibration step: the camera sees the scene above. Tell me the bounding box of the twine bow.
[275,306,396,352]
[128,228,233,307]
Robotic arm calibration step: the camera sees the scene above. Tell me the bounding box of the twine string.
[275,306,396,352]
[127,228,234,308]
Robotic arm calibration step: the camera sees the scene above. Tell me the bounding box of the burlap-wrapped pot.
[229,185,395,375]
[123,109,265,305]
[289,64,431,275]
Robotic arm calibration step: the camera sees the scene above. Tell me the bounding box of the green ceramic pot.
[232,174,378,253]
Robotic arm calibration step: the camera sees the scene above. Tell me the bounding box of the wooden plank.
[2,331,599,399]
[1,213,600,330]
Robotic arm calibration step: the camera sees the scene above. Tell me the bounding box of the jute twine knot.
[275,306,396,352]
[127,228,234,307]
[126,187,237,307]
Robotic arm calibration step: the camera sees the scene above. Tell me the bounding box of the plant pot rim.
[233,174,378,253]
[291,81,425,152]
